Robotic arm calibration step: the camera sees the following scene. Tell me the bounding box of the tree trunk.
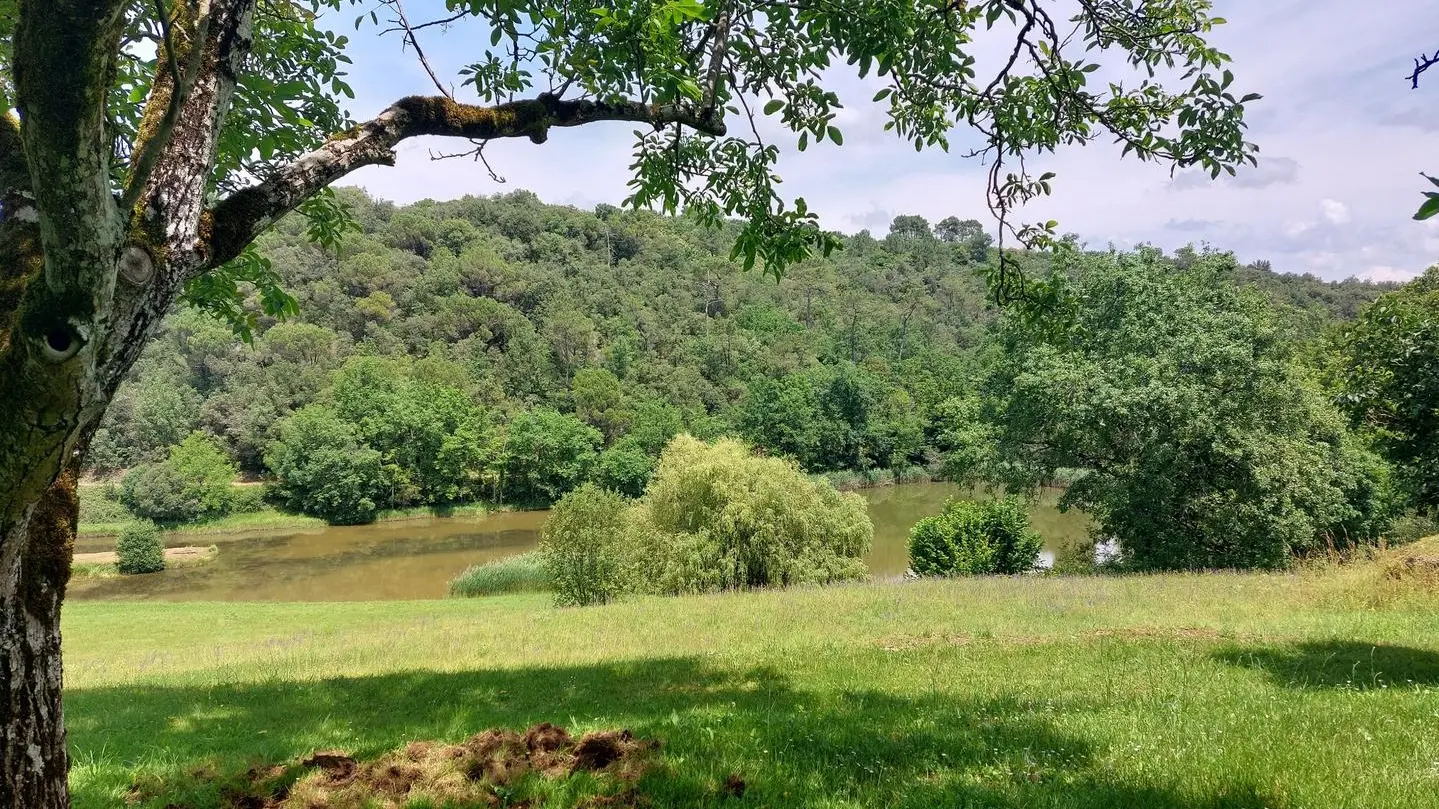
[0,463,76,809]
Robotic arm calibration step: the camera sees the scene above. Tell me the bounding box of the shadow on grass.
[1214,639,1439,690]
[67,657,1278,809]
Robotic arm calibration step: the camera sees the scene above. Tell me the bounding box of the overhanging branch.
[202,93,726,270]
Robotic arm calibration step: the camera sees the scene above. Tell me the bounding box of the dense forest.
[87,187,1424,561]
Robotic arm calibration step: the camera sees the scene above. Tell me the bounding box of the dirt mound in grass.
[1385,552,1439,585]
[274,724,657,809]
[1382,535,1439,576]
[1316,535,1439,608]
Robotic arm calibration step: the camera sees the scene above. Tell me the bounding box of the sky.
[330,1,1438,282]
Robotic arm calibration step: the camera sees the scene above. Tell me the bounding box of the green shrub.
[78,486,132,526]
[1387,512,1439,546]
[115,521,165,574]
[908,496,1044,576]
[266,405,388,525]
[540,484,635,606]
[449,552,552,597]
[820,470,864,491]
[862,468,895,487]
[228,484,268,514]
[894,466,932,485]
[635,436,872,594]
[590,440,654,497]
[120,433,238,523]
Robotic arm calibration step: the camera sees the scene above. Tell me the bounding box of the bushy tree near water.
[119,433,239,524]
[115,521,165,575]
[329,356,499,505]
[502,409,603,505]
[590,440,656,498]
[635,436,872,595]
[537,436,873,605]
[909,497,1043,576]
[540,484,636,607]
[977,250,1396,570]
[265,406,388,525]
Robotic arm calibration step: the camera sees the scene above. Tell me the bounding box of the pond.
[68,483,1090,602]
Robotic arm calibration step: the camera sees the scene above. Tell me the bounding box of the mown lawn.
[62,558,1439,808]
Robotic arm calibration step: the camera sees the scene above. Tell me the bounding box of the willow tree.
[0,0,1257,804]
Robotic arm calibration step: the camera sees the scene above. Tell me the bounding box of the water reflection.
[69,483,1090,602]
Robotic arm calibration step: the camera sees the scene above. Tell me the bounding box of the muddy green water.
[68,483,1090,602]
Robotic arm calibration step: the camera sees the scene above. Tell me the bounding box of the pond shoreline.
[68,483,1092,603]
[76,501,512,539]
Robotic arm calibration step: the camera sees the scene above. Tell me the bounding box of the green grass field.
[62,546,1439,808]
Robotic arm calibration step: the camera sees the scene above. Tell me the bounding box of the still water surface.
[69,483,1089,602]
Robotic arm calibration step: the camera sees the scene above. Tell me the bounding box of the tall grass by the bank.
[375,502,493,523]
[448,552,552,597]
[816,466,932,491]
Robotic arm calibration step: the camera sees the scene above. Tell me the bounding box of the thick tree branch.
[124,0,253,279]
[13,0,130,292]
[120,0,215,212]
[0,112,36,352]
[111,0,256,394]
[203,93,727,270]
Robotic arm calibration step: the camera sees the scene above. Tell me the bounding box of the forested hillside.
[86,188,1392,519]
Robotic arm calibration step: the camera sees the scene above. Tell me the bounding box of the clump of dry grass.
[278,724,657,809]
[1308,534,1439,609]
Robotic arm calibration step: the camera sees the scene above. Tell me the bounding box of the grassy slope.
[63,562,1439,809]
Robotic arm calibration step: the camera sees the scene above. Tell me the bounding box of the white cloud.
[1359,265,1417,283]
[1321,199,1351,225]
[1284,221,1312,238]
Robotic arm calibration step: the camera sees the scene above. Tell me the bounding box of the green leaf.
[1415,196,1439,221]
[763,99,784,115]
[827,126,843,145]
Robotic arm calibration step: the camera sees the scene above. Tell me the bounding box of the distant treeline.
[88,188,1425,562]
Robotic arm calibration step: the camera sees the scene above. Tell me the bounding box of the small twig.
[732,75,766,150]
[378,10,467,35]
[383,0,453,99]
[1409,49,1439,89]
[427,138,507,183]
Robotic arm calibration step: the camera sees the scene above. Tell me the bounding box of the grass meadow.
[62,542,1439,808]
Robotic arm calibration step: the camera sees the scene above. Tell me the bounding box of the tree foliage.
[977,249,1396,570]
[1340,267,1439,514]
[634,435,872,594]
[119,432,238,524]
[908,496,1043,576]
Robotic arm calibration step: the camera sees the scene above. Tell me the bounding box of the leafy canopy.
[975,249,1394,570]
